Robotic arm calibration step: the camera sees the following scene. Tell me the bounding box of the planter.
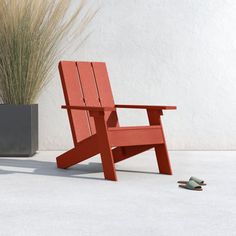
[0,104,38,157]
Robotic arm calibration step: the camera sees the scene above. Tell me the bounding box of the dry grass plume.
[0,0,95,104]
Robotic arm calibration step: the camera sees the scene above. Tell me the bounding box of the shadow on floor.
[0,155,158,181]
[0,158,105,180]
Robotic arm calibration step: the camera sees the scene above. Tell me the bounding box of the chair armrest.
[115,104,176,110]
[61,105,115,112]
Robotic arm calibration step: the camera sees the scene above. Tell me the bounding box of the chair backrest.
[59,61,119,145]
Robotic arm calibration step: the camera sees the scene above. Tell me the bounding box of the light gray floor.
[0,151,236,236]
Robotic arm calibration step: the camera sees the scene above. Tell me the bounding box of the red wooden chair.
[57,61,176,181]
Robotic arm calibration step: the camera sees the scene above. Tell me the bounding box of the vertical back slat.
[91,62,119,127]
[76,62,101,134]
[91,62,115,106]
[59,61,91,144]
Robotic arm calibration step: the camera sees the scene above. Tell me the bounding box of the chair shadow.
[0,157,158,181]
[116,169,157,175]
[0,158,105,181]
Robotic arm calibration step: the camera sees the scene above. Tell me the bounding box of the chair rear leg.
[57,147,85,169]
[57,135,99,169]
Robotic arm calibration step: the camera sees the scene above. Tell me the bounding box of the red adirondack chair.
[57,61,176,181]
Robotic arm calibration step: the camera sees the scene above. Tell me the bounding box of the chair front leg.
[147,109,172,175]
[90,111,117,181]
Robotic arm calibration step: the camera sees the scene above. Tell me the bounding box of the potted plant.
[0,0,94,156]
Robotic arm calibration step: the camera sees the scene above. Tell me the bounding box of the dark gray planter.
[0,104,38,157]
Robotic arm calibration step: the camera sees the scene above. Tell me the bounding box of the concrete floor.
[0,151,236,236]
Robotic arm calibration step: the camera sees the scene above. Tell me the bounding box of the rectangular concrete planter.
[0,104,38,157]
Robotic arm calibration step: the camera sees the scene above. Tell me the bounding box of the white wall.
[38,0,236,150]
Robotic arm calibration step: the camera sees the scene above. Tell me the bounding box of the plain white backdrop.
[38,0,236,150]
